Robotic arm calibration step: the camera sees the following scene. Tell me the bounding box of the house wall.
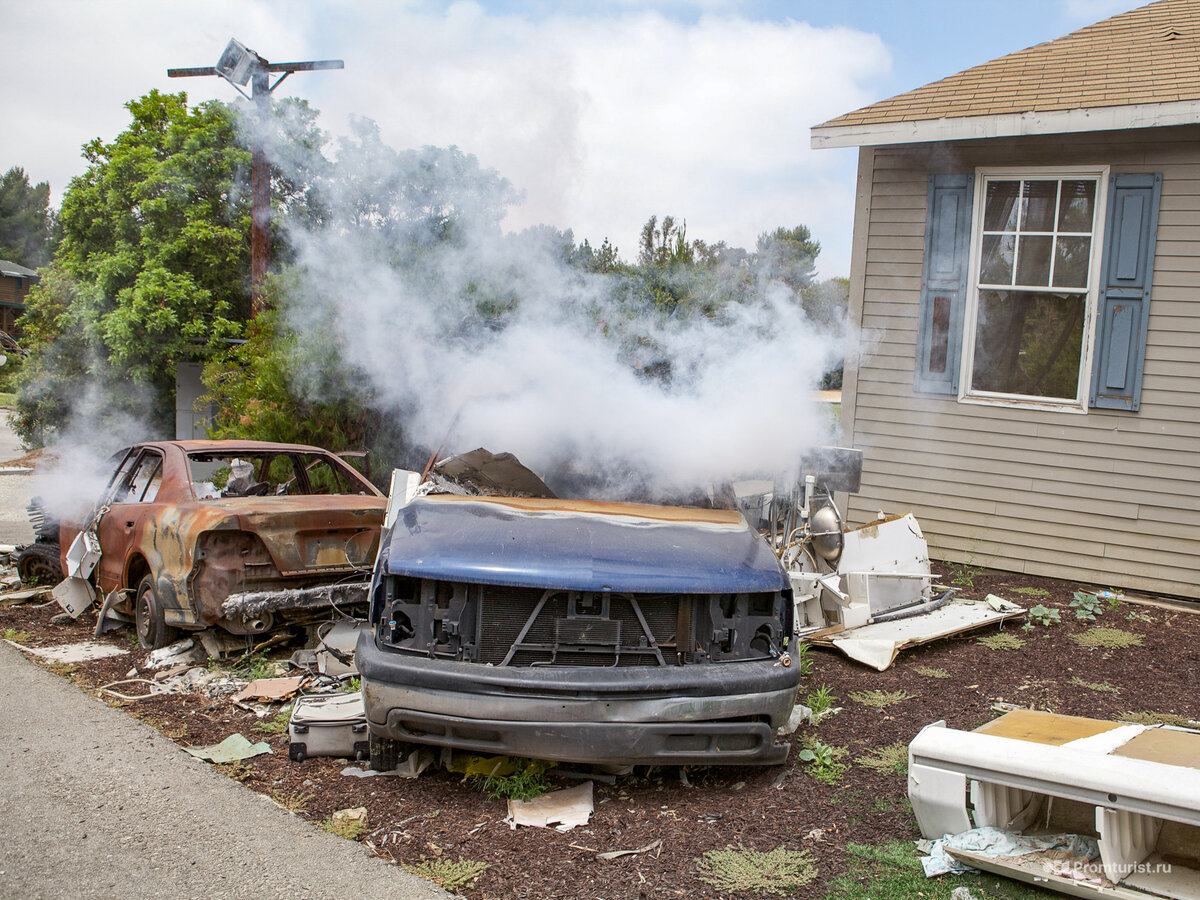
[0,273,32,336]
[843,124,1200,598]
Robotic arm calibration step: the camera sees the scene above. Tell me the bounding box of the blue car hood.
[381,495,788,594]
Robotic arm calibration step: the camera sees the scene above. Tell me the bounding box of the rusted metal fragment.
[223,581,370,619]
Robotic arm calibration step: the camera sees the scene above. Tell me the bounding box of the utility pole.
[169,40,342,317]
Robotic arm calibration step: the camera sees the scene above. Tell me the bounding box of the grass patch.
[848,690,915,710]
[915,666,951,679]
[825,840,1048,899]
[1117,711,1199,729]
[1068,676,1120,694]
[856,742,908,776]
[1070,627,1143,650]
[403,857,490,892]
[254,706,292,735]
[1011,587,1050,597]
[466,759,552,801]
[978,632,1025,651]
[696,845,817,896]
[0,392,16,407]
[3,628,32,643]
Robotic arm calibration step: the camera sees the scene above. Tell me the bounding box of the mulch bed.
[4,565,1199,899]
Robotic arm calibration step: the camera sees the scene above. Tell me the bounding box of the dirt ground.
[3,565,1198,900]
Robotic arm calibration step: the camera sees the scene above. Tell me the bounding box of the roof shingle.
[819,0,1200,129]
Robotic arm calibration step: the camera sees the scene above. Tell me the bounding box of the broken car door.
[94,449,166,591]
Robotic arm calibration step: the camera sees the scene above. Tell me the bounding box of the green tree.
[0,167,56,267]
[15,90,325,444]
[754,225,820,291]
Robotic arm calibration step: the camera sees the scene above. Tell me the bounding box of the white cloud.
[2,1,887,276]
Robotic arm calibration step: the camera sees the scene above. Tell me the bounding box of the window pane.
[1015,235,1053,286]
[1021,180,1058,232]
[1058,180,1096,232]
[1053,236,1091,288]
[929,296,951,374]
[983,181,1021,231]
[970,290,1085,400]
[980,233,1014,284]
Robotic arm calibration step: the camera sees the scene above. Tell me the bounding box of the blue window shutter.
[915,174,973,394]
[1089,173,1162,411]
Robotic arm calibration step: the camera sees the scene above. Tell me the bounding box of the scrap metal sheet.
[811,599,1026,670]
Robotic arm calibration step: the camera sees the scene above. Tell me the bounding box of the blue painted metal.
[1089,172,1162,411]
[915,173,974,395]
[380,498,789,594]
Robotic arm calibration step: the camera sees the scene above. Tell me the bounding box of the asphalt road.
[0,410,449,900]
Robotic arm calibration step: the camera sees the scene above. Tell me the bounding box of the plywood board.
[1115,729,1200,772]
[974,709,1122,746]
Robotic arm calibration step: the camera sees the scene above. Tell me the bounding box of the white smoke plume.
[268,115,847,498]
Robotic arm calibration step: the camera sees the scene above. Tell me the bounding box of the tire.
[135,575,179,650]
[369,731,401,772]
[14,542,63,586]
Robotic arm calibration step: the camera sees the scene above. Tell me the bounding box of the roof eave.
[810,98,1200,149]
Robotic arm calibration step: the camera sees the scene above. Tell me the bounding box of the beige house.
[812,0,1200,599]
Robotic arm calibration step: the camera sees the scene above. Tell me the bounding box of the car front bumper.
[357,633,801,766]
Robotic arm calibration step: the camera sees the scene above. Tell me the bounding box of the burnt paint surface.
[60,441,385,627]
[382,496,788,594]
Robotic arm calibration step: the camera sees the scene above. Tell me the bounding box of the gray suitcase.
[287,692,369,762]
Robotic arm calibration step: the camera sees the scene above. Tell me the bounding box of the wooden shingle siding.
[844,124,1200,598]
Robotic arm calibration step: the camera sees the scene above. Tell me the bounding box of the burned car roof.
[381,495,789,594]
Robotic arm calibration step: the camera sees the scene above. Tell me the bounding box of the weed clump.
[848,690,915,710]
[466,760,552,801]
[1070,627,1143,650]
[978,632,1025,651]
[856,742,908,775]
[255,706,292,735]
[1068,676,1120,694]
[403,856,490,891]
[914,666,951,679]
[321,810,367,840]
[696,845,817,896]
[798,736,848,785]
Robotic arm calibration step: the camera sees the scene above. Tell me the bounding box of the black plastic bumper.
[357,632,800,766]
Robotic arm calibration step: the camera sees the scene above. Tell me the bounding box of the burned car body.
[359,493,800,767]
[57,440,385,648]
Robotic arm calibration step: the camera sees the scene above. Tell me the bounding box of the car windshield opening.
[187,452,369,498]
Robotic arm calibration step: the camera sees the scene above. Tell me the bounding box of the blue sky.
[3,0,1139,276]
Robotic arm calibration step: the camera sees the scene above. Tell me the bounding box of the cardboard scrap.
[234,676,305,703]
[184,733,273,763]
[508,781,593,832]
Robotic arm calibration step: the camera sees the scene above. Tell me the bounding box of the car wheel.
[14,542,63,586]
[369,731,402,772]
[135,575,179,650]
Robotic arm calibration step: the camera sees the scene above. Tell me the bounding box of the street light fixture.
[169,39,342,317]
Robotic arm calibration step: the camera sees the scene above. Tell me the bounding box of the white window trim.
[958,165,1110,414]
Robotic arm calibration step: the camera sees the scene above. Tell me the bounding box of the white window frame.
[959,165,1110,413]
